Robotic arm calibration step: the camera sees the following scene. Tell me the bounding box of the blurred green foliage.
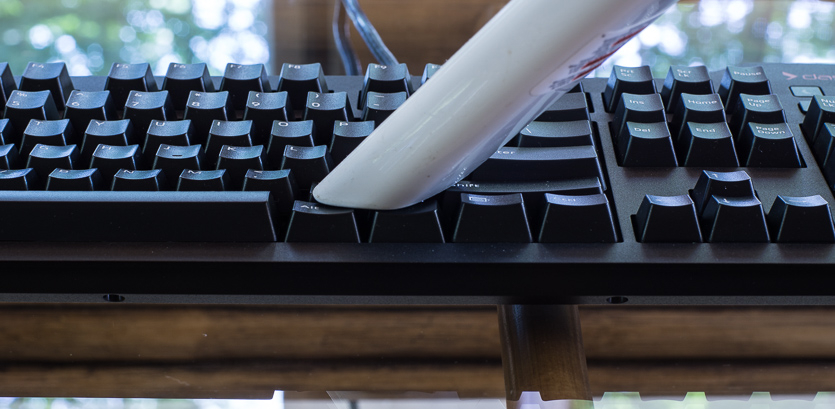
[597,0,835,77]
[0,0,832,79]
[0,0,267,75]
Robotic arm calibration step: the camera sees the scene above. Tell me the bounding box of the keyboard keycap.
[691,170,756,214]
[105,63,159,109]
[242,169,298,216]
[183,91,233,145]
[81,119,136,163]
[737,123,801,168]
[718,66,771,113]
[153,144,205,187]
[468,146,604,186]
[20,119,75,156]
[46,168,103,191]
[670,93,726,140]
[361,63,412,106]
[660,65,714,111]
[728,94,786,139]
[123,91,175,136]
[790,86,823,97]
[538,193,617,243]
[0,144,21,169]
[617,121,677,167]
[701,195,770,243]
[277,63,329,113]
[89,144,142,183]
[611,93,666,140]
[143,120,193,158]
[0,118,12,145]
[603,65,656,112]
[0,190,277,241]
[111,169,166,191]
[362,91,406,126]
[3,90,60,144]
[813,123,835,181]
[19,62,74,111]
[801,95,835,144]
[216,145,266,190]
[517,120,594,148]
[243,91,292,145]
[220,63,271,112]
[0,62,17,112]
[677,122,739,167]
[634,194,702,243]
[281,145,333,190]
[452,193,532,243]
[177,169,229,191]
[26,144,79,179]
[370,200,445,243]
[205,120,253,164]
[285,200,360,243]
[0,168,39,190]
[303,91,352,145]
[767,195,835,243]
[162,63,215,110]
[63,90,116,135]
[330,120,374,164]
[420,63,441,84]
[535,93,590,122]
[267,120,315,165]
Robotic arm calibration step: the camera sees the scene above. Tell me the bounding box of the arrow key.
[790,86,823,97]
[768,195,835,243]
[701,195,770,243]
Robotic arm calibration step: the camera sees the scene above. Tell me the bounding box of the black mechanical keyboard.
[1,61,835,305]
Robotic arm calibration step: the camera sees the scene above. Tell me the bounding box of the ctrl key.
[538,193,617,243]
[634,195,702,243]
[767,195,835,243]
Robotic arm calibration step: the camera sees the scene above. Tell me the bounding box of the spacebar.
[0,191,278,242]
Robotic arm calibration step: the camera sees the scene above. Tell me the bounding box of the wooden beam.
[0,360,504,399]
[4,305,835,363]
[0,305,499,362]
[3,305,835,398]
[2,359,834,399]
[581,306,835,360]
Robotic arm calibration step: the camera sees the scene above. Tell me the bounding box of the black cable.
[332,0,362,75]
[340,0,399,66]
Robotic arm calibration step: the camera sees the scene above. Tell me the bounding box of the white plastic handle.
[313,0,678,210]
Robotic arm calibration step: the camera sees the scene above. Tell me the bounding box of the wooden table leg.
[498,305,592,408]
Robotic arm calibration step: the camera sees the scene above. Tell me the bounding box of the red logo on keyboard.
[783,71,835,81]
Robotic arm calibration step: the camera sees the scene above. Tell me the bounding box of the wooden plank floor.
[1,305,834,398]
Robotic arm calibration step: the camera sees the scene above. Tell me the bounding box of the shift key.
[468,146,605,188]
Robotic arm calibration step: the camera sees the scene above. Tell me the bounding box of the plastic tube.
[314,0,678,209]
